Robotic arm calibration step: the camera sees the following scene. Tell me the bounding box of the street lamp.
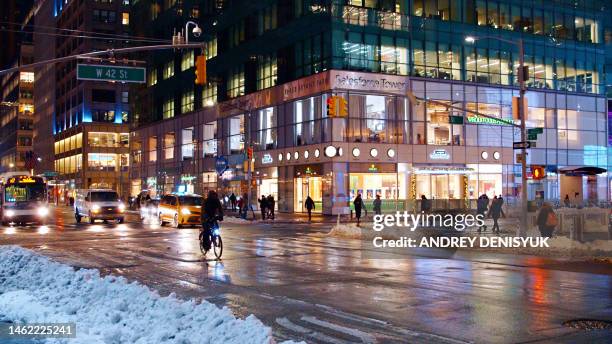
[184,21,202,44]
[465,35,528,237]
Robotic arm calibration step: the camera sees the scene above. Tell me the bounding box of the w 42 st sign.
[77,64,146,83]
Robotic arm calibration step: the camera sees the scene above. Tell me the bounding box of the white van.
[74,189,125,224]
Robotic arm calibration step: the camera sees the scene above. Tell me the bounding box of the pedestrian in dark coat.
[259,196,267,220]
[476,194,489,232]
[267,195,275,220]
[305,196,315,222]
[354,194,365,226]
[489,197,503,234]
[420,195,431,213]
[229,193,237,211]
[536,202,556,238]
[373,194,382,215]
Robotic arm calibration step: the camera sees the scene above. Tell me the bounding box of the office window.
[163,60,174,79]
[88,153,117,172]
[122,12,129,25]
[121,91,129,103]
[163,98,174,119]
[202,121,217,157]
[92,110,115,122]
[181,127,194,160]
[257,55,278,90]
[163,133,175,160]
[181,51,194,71]
[181,90,194,114]
[227,67,245,98]
[202,84,217,107]
[148,137,157,162]
[148,69,157,86]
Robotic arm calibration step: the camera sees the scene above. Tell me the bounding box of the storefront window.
[181,127,194,160]
[294,97,322,145]
[348,94,395,143]
[148,136,157,162]
[164,133,175,160]
[202,121,217,157]
[88,153,117,172]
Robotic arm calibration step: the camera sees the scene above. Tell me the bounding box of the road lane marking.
[300,315,376,344]
[275,317,349,344]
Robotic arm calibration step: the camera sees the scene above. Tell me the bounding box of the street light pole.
[517,38,528,237]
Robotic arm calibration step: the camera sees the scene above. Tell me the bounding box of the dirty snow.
[0,246,299,344]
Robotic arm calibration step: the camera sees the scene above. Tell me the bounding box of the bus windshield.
[90,191,119,202]
[5,184,46,203]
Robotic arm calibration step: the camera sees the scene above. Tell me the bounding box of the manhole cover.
[563,319,612,331]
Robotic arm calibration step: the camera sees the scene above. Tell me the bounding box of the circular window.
[304,150,309,159]
[481,151,489,160]
[338,147,343,156]
[370,148,378,157]
[286,152,291,161]
[314,149,320,158]
[324,146,337,157]
[352,147,360,157]
[294,151,299,160]
[387,148,396,158]
[493,151,501,160]
[278,153,283,162]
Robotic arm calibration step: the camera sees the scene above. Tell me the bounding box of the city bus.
[1,174,50,225]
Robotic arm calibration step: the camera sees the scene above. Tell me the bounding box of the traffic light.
[246,146,253,160]
[326,96,336,117]
[338,96,348,117]
[195,54,206,85]
[532,166,545,180]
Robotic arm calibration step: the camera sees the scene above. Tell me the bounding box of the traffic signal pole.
[518,38,529,237]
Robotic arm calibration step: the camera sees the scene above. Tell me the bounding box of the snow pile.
[327,223,364,239]
[223,216,256,224]
[546,236,612,253]
[0,246,297,344]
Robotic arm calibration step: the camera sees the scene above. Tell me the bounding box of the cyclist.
[201,190,224,251]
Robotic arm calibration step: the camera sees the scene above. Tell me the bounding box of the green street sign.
[449,115,464,124]
[527,128,543,135]
[527,133,538,140]
[77,64,146,83]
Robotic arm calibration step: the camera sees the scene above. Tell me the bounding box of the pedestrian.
[305,196,315,222]
[536,202,557,238]
[564,194,571,207]
[229,192,237,211]
[373,194,382,215]
[354,193,364,226]
[259,195,267,220]
[497,195,505,218]
[489,197,503,234]
[420,195,431,213]
[267,195,275,220]
[476,194,489,233]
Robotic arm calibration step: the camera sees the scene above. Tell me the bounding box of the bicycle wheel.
[199,231,209,255]
[212,235,223,259]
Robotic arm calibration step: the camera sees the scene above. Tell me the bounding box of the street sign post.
[77,64,146,83]
[527,128,543,135]
[513,141,531,149]
[527,133,538,140]
[215,156,229,175]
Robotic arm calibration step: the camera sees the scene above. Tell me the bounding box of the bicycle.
[199,216,223,259]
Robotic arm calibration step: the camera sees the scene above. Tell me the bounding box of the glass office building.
[130,0,610,214]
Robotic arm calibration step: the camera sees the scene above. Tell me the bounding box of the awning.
[558,166,607,176]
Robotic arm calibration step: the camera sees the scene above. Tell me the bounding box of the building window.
[181,90,194,114]
[19,72,34,83]
[92,10,116,23]
[181,51,194,71]
[163,98,174,119]
[257,55,277,90]
[88,153,117,172]
[121,91,129,103]
[89,132,120,147]
[92,109,115,122]
[163,133,175,160]
[122,12,129,25]
[148,69,157,86]
[257,107,277,149]
[148,136,157,162]
[227,67,245,98]
[163,60,174,79]
[205,38,217,59]
[225,115,244,154]
[202,84,217,107]
[181,127,194,160]
[202,121,217,157]
[258,4,277,35]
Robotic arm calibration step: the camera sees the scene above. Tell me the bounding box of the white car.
[74,189,125,224]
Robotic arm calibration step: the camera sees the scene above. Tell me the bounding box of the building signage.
[181,175,196,182]
[429,149,450,160]
[331,71,409,95]
[76,64,146,83]
[368,164,378,172]
[282,72,330,101]
[414,167,474,174]
[215,156,229,175]
[466,115,514,126]
[261,153,273,164]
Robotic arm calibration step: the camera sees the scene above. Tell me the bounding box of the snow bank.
[223,216,256,224]
[0,246,298,344]
[546,236,612,253]
[327,223,364,239]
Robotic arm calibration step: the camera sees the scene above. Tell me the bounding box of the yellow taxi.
[157,193,203,228]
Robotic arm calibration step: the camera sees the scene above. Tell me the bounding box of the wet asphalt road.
[1,207,611,344]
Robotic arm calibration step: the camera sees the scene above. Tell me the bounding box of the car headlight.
[5,210,15,217]
[181,208,191,215]
[118,203,125,212]
[92,205,100,213]
[37,207,49,217]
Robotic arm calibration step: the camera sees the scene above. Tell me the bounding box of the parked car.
[74,189,125,224]
[157,193,202,228]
